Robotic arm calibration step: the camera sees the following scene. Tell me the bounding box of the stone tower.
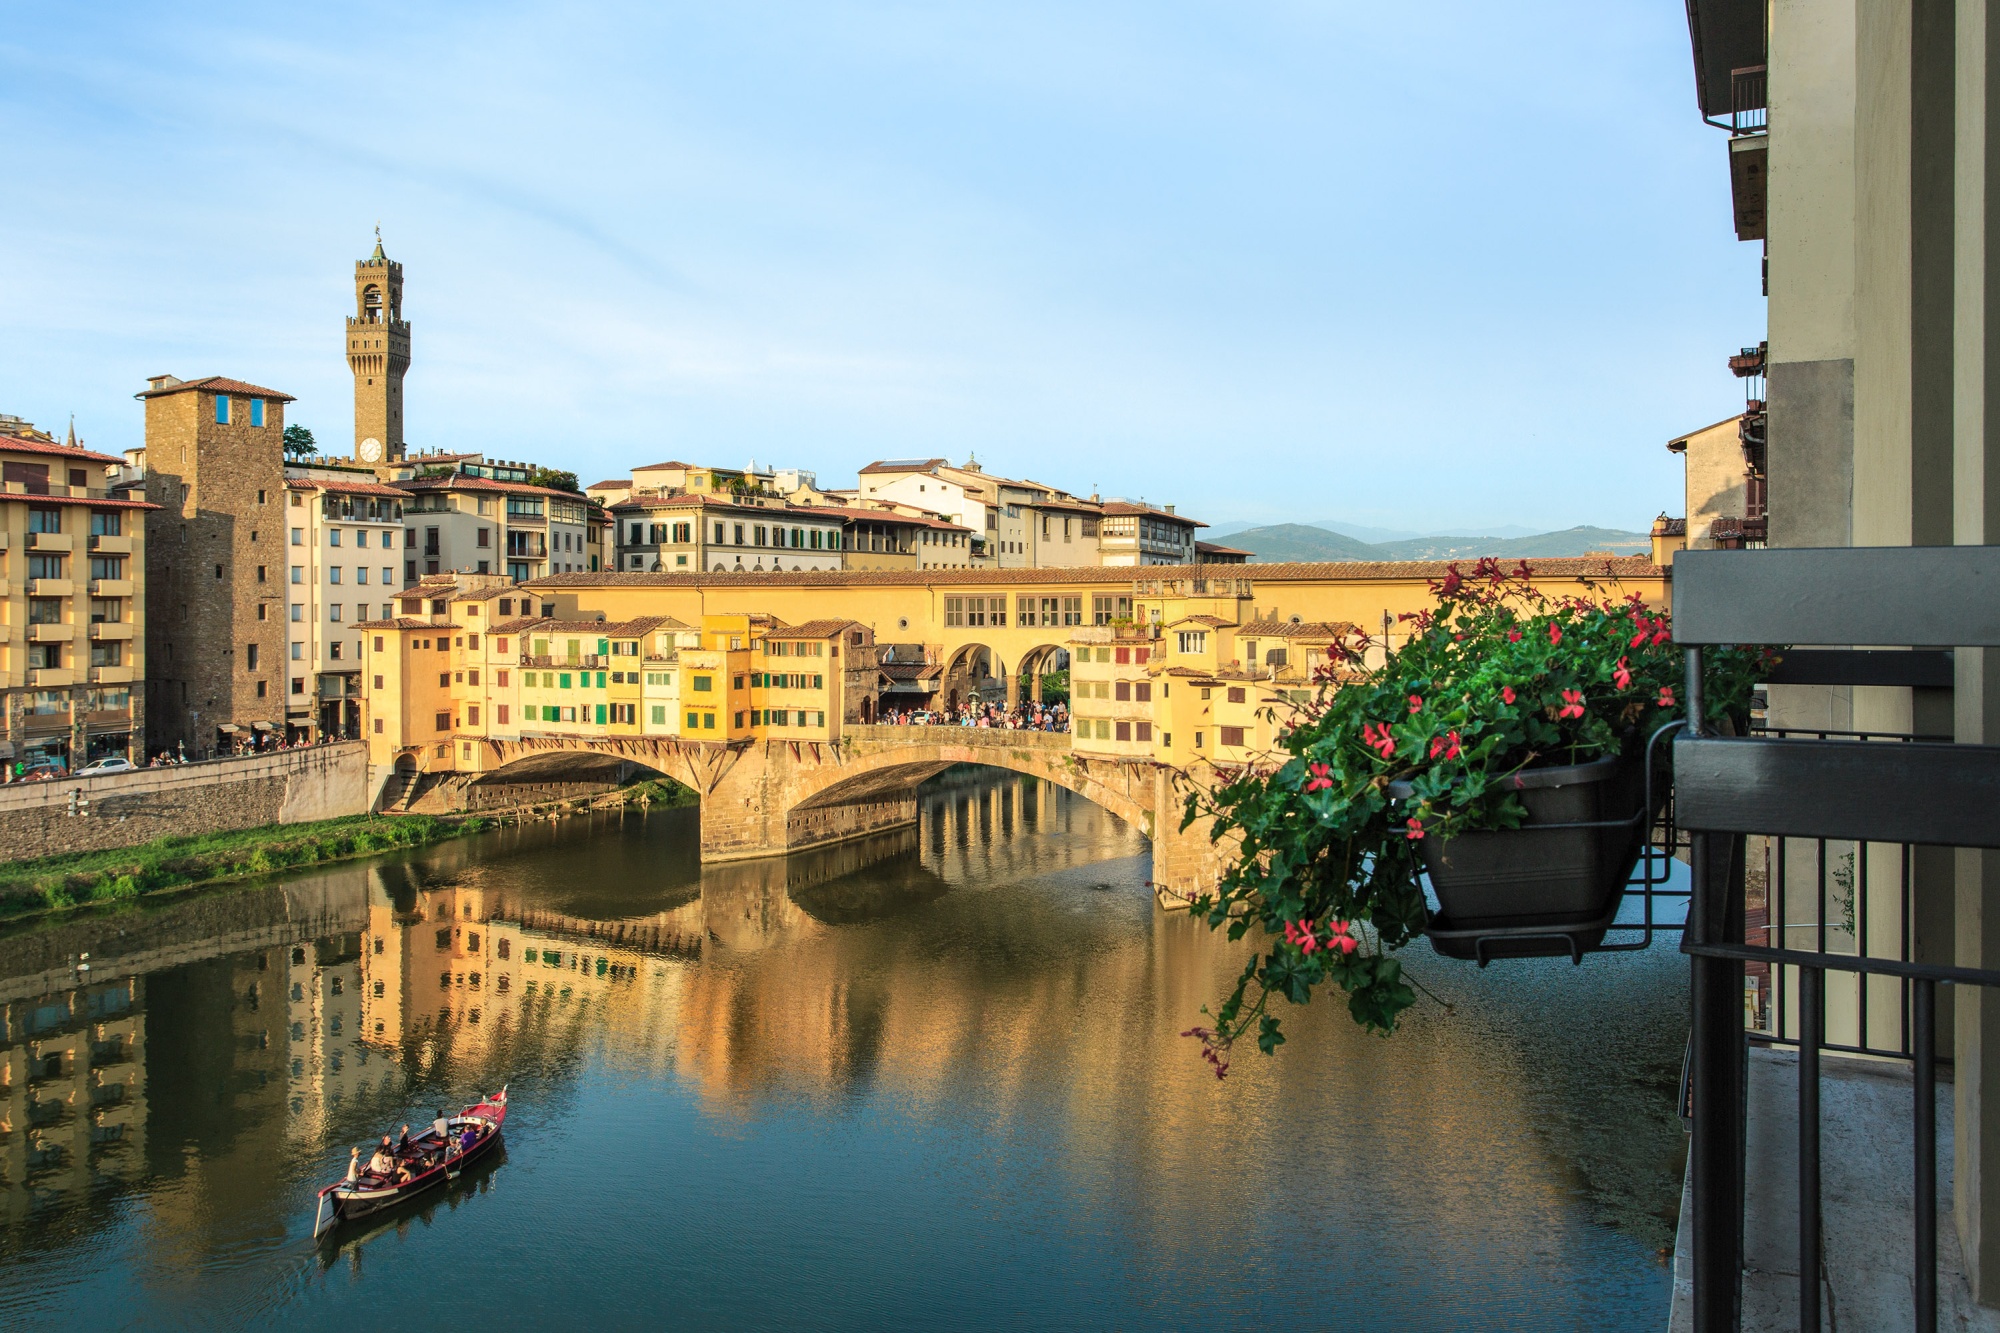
[346,231,410,463]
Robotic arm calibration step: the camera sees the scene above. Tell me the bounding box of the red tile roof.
[135,375,295,402]
[285,477,412,499]
[355,618,438,630]
[0,435,125,465]
[764,619,862,639]
[3,493,161,512]
[857,458,949,475]
[1239,619,1363,639]
[1098,501,1206,527]
[401,475,584,500]
[524,555,1663,590]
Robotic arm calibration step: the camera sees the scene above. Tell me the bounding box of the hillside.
[1221,523,1650,565]
[1368,526,1649,561]
[1216,524,1380,563]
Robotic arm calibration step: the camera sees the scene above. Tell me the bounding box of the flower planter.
[1396,749,1663,962]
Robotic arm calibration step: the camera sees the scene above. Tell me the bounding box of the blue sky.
[0,1,1762,533]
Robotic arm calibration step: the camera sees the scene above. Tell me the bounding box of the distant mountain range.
[1210,523,1651,564]
[1207,519,1542,543]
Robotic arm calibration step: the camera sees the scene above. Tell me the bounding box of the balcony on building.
[26,531,72,553]
[88,533,132,554]
[28,578,73,597]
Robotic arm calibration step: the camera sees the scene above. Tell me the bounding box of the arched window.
[362,285,383,321]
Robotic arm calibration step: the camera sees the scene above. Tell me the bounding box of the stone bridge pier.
[477,726,1227,899]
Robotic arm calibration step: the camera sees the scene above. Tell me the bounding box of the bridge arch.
[780,734,1156,843]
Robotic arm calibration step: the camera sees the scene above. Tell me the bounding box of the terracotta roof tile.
[523,555,1663,591]
[1098,501,1207,526]
[0,435,125,465]
[135,375,295,402]
[764,618,861,639]
[1239,619,1362,639]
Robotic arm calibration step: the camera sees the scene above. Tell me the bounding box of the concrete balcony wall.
[28,668,73,687]
[26,579,72,597]
[26,624,72,643]
[25,532,72,553]
[88,579,133,597]
[88,623,133,641]
[88,535,132,554]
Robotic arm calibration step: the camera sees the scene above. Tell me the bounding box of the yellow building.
[0,425,154,770]
[361,574,877,780]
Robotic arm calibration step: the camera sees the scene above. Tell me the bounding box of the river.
[0,769,1687,1330]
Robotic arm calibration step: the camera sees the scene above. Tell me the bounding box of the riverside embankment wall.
[0,743,371,861]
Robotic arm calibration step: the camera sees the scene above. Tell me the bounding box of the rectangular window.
[1115,680,1131,702]
[1062,596,1083,626]
[1227,687,1246,704]
[1177,631,1207,654]
[330,604,343,622]
[467,705,480,725]
[1092,595,1114,626]
[944,597,964,627]
[687,710,700,730]
[250,398,265,427]
[498,705,510,724]
[90,511,121,536]
[1136,721,1152,742]
[290,641,303,660]
[28,506,60,534]
[1136,682,1152,702]
[1115,720,1131,742]
[215,396,230,425]
[693,675,712,692]
[89,554,125,581]
[1220,726,1246,747]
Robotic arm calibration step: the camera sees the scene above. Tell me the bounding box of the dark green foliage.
[0,814,483,919]
[1184,559,1773,1068]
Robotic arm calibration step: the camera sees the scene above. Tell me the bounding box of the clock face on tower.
[359,437,383,462]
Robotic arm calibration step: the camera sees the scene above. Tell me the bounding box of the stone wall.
[0,742,370,861]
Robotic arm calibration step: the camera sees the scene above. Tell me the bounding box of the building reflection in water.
[0,767,1688,1318]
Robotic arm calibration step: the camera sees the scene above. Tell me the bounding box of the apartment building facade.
[0,428,153,771]
[282,466,411,740]
[135,375,288,755]
[361,577,876,778]
[395,463,598,583]
[1096,501,1202,565]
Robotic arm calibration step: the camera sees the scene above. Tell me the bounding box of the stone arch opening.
[1013,643,1071,705]
[941,643,1003,714]
[781,747,1153,851]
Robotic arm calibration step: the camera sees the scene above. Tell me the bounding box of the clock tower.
[347,230,410,462]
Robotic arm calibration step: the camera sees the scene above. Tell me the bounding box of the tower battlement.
[347,232,410,462]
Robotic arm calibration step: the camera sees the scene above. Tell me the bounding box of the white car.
[77,756,134,775]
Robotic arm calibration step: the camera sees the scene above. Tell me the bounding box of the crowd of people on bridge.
[875,700,1070,732]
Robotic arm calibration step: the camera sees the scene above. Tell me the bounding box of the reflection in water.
[0,768,1686,1329]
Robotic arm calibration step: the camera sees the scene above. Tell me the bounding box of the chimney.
[1165,504,1176,515]
[145,374,181,392]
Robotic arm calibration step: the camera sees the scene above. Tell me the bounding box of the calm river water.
[0,770,1687,1330]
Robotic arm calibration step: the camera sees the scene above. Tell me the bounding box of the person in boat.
[458,1124,478,1152]
[396,1123,411,1153]
[346,1147,362,1183]
[367,1137,396,1177]
[431,1109,449,1142]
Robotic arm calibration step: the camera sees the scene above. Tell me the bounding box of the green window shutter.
[595,704,606,725]
[544,706,558,722]
[651,706,665,724]
[598,638,609,656]
[814,674,823,689]
[687,711,698,730]
[597,672,606,688]
[559,673,571,689]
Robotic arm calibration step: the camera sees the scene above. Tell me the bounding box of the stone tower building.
[136,376,289,754]
[346,234,410,464]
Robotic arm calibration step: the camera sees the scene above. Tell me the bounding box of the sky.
[0,1,1764,534]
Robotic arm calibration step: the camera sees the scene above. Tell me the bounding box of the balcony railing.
[521,655,607,669]
[1672,545,2000,1331]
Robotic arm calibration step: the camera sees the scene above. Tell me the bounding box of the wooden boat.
[312,1087,509,1240]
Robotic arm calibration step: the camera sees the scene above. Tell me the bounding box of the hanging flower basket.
[1397,743,1665,961]
[1178,558,1770,1075]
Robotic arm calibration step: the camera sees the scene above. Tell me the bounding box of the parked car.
[77,756,134,775]
[18,762,67,782]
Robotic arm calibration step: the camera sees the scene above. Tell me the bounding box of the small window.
[1228,687,1246,704]
[1220,726,1246,747]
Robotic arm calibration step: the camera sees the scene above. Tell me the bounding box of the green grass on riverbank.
[0,813,483,920]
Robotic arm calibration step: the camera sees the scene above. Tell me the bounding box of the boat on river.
[312,1088,509,1240]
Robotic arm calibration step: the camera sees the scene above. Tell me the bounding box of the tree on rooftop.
[530,467,581,493]
[283,425,317,459]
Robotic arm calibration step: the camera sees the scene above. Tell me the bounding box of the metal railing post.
[1915,978,1937,1331]
[1800,965,1822,1329]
